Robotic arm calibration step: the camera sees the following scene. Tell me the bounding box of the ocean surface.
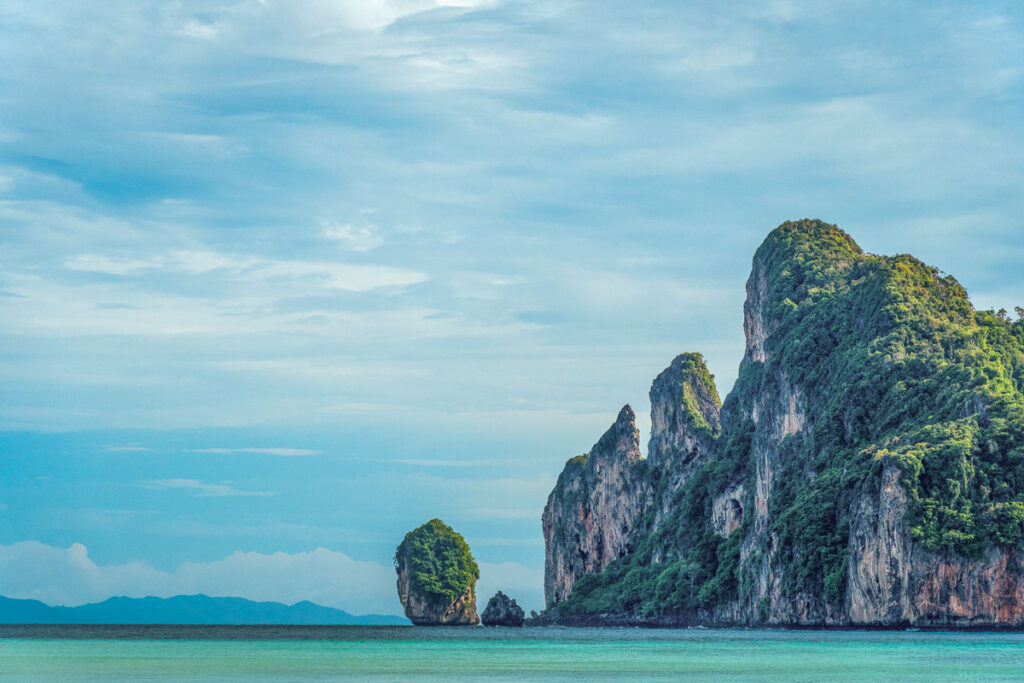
[2,624,1023,681]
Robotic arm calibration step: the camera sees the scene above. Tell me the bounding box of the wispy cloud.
[260,0,495,34]
[385,458,497,467]
[190,448,321,457]
[322,223,385,252]
[64,250,427,292]
[141,479,276,497]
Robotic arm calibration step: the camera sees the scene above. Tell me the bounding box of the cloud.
[178,18,219,41]
[384,458,499,467]
[190,448,321,457]
[262,261,427,292]
[4,0,1019,439]
[141,479,276,497]
[0,541,402,615]
[64,250,428,292]
[265,0,494,33]
[64,254,158,276]
[322,223,385,252]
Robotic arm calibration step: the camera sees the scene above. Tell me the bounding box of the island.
[540,219,1024,628]
[395,519,480,625]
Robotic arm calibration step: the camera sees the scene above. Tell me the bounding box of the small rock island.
[395,518,480,625]
[481,591,525,627]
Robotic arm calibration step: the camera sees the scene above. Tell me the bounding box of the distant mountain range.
[0,594,409,625]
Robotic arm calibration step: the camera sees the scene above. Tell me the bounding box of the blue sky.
[1,0,1022,616]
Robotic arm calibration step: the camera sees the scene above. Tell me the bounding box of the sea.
[2,625,1023,681]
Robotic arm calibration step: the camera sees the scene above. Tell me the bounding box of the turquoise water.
[2,625,1023,681]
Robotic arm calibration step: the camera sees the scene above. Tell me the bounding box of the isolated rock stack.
[395,519,479,625]
[481,591,525,627]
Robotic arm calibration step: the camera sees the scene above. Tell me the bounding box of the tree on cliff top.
[395,519,479,603]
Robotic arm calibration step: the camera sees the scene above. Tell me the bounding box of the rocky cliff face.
[542,219,1024,627]
[542,405,644,606]
[396,557,478,626]
[647,354,722,530]
[728,271,837,625]
[542,354,724,606]
[648,353,722,470]
[848,460,1024,626]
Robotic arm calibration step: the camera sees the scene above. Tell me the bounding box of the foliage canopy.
[395,519,479,604]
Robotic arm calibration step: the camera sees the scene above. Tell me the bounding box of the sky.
[1,0,1022,617]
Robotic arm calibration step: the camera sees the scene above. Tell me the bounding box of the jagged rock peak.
[648,353,721,468]
[542,406,645,607]
[593,404,641,464]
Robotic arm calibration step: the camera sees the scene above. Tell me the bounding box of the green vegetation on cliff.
[676,353,722,437]
[555,219,1024,618]
[395,519,479,603]
[758,221,1024,597]
[558,355,747,617]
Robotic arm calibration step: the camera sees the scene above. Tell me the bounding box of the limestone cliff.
[395,519,479,626]
[542,405,645,606]
[647,353,722,532]
[542,219,1024,627]
[396,558,478,626]
[848,460,1024,627]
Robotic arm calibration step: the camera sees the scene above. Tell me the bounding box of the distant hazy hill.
[0,594,409,625]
